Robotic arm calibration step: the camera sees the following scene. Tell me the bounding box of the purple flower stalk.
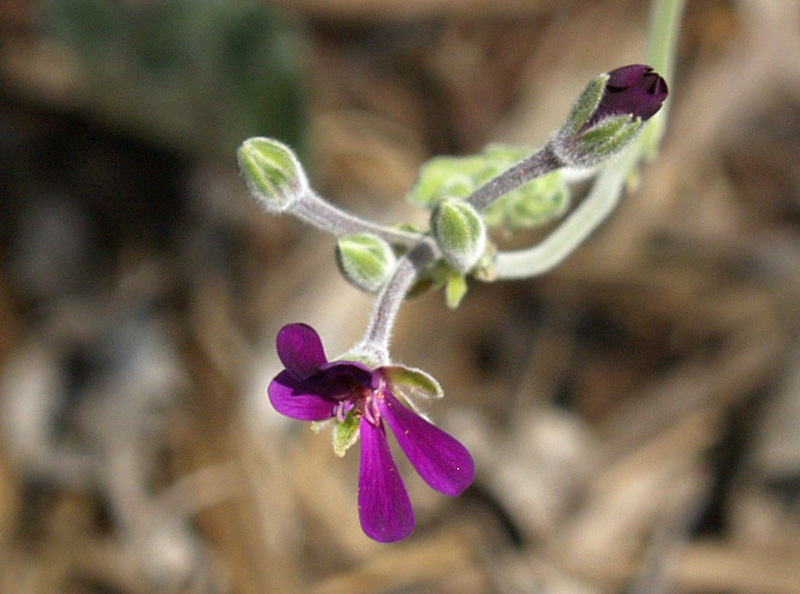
[586,64,668,129]
[268,323,475,542]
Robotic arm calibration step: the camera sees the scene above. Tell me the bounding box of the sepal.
[382,365,443,400]
[553,113,643,168]
[332,412,360,457]
[559,73,608,137]
[444,272,468,310]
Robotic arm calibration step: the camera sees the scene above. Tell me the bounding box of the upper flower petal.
[377,389,475,497]
[358,418,415,542]
[268,370,337,420]
[276,323,328,379]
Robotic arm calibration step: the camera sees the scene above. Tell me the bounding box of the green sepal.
[332,412,360,457]
[336,233,397,293]
[310,419,332,433]
[561,73,608,136]
[237,137,308,212]
[382,365,443,400]
[573,114,642,164]
[470,241,497,282]
[445,271,468,310]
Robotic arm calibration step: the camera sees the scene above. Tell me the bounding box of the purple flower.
[586,64,668,129]
[268,323,475,542]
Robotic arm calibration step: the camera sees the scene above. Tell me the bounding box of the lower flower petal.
[268,370,336,420]
[358,418,414,542]
[378,390,475,496]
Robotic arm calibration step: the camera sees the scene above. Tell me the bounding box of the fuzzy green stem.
[292,190,423,247]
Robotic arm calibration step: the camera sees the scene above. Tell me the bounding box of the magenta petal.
[358,419,414,542]
[377,390,475,497]
[268,370,336,420]
[595,64,668,123]
[276,323,328,379]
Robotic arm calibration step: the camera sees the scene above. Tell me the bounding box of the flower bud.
[237,137,308,212]
[336,233,397,293]
[431,197,487,274]
[552,64,668,168]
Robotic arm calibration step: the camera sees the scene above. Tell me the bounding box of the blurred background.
[1,0,800,593]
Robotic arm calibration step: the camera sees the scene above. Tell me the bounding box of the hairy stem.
[357,238,438,360]
[292,191,423,247]
[466,144,563,212]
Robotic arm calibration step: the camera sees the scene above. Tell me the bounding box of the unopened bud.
[431,197,487,274]
[552,65,668,168]
[237,137,308,212]
[336,233,397,293]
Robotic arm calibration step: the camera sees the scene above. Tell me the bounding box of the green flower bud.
[237,137,308,212]
[336,233,397,293]
[431,197,487,274]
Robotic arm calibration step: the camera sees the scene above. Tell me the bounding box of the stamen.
[363,397,377,425]
[333,401,351,422]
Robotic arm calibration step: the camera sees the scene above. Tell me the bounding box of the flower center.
[331,376,386,426]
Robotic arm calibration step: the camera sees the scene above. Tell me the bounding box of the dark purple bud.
[587,64,668,128]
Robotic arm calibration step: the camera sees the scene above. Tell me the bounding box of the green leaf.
[407,144,569,231]
[407,156,487,209]
[482,170,570,231]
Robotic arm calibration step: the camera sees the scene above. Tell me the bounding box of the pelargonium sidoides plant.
[238,63,669,542]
